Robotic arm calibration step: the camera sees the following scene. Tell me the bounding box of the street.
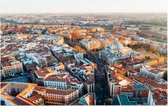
[65,40,110,105]
[87,51,109,105]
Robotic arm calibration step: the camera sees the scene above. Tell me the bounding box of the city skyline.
[0,1,167,105]
[0,12,167,105]
[0,0,167,14]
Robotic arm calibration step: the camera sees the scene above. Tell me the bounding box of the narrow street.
[65,40,110,105]
[87,51,109,105]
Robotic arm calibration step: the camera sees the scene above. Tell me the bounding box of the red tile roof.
[45,88,77,95]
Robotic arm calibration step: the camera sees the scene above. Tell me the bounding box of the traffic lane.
[95,86,107,103]
[87,53,108,104]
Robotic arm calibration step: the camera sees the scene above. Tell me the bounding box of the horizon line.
[0,12,167,15]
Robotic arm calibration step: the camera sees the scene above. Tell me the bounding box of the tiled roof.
[26,92,43,102]
[45,88,77,95]
[12,96,33,105]
[44,73,82,85]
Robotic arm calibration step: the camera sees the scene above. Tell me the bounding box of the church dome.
[109,38,124,50]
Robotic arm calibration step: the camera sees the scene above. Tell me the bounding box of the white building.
[99,38,134,64]
[36,87,79,105]
[43,73,83,92]
[147,90,155,105]
[140,65,164,80]
[1,59,23,77]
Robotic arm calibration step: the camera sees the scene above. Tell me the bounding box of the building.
[0,82,44,105]
[133,83,149,98]
[26,92,44,105]
[53,62,65,72]
[76,93,95,105]
[90,27,105,33]
[35,87,79,105]
[80,38,101,51]
[0,82,79,105]
[1,56,23,77]
[53,36,64,45]
[43,73,83,92]
[52,43,76,62]
[65,29,87,41]
[25,45,58,67]
[116,94,138,105]
[39,34,59,41]
[112,83,155,105]
[140,65,164,80]
[120,83,134,97]
[85,74,95,93]
[108,71,120,96]
[99,38,134,64]
[152,89,167,105]
[31,67,54,85]
[132,84,155,105]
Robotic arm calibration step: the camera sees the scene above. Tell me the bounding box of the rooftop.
[85,74,94,84]
[78,93,94,105]
[45,88,77,95]
[118,94,138,105]
[26,92,43,103]
[133,83,149,91]
[12,96,33,105]
[44,73,82,85]
[34,68,51,78]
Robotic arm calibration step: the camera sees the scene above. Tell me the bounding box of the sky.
[0,0,167,13]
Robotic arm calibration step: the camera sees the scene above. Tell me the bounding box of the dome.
[109,38,124,50]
